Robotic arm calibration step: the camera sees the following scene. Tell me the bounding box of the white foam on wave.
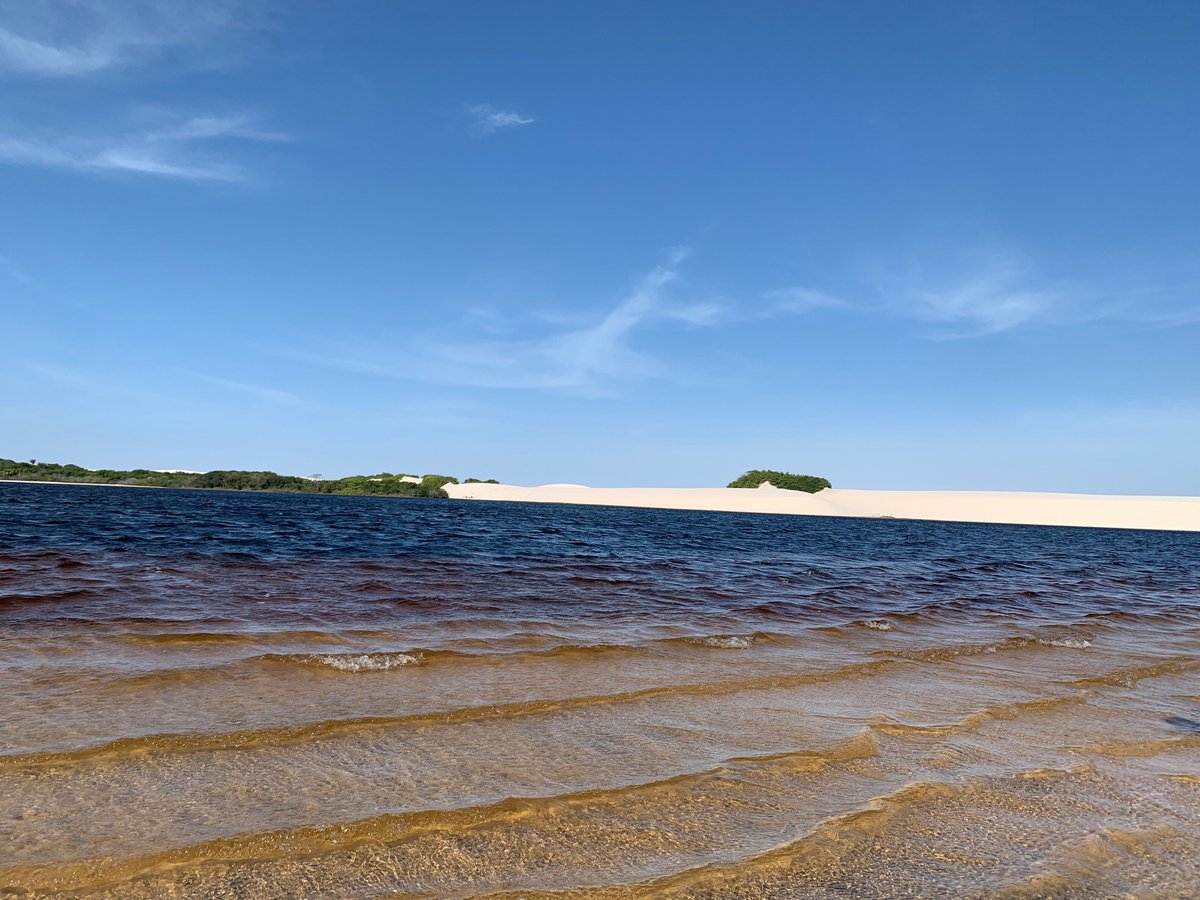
[1037,636,1093,649]
[859,619,893,632]
[688,634,755,650]
[984,636,1093,654]
[309,652,421,672]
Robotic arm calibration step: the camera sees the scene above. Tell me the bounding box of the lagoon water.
[1,482,1198,897]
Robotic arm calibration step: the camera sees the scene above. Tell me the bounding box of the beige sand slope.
[444,482,1200,532]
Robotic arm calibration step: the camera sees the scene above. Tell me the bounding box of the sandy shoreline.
[445,482,1200,532]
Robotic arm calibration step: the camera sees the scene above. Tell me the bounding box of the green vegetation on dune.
[727,469,832,493]
[4,458,833,497]
[0,459,470,499]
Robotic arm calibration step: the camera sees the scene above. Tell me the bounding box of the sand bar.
[445,482,1200,532]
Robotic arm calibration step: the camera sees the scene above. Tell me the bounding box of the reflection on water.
[1,483,1198,897]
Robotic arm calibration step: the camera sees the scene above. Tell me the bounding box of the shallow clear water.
[1,482,1198,897]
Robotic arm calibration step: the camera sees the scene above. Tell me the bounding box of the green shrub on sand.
[727,470,831,493]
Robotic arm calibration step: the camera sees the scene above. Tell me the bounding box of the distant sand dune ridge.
[444,483,1200,532]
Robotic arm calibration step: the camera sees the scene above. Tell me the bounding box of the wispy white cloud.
[0,0,242,77]
[890,257,1054,336]
[0,2,283,184]
[1079,267,1200,328]
[1138,305,1200,326]
[467,104,535,135]
[288,243,1197,403]
[0,112,287,181]
[0,253,38,289]
[759,287,847,317]
[182,370,301,405]
[19,358,304,414]
[747,247,1200,339]
[17,359,168,405]
[770,250,1057,338]
[292,250,706,393]
[0,27,117,76]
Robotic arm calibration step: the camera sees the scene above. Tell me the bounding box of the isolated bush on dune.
[727,470,831,493]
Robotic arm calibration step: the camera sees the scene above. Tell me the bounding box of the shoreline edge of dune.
[444,482,1200,533]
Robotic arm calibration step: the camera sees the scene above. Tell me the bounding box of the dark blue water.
[2,482,1197,627]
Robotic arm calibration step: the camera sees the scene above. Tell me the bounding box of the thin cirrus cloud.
[758,247,1200,337]
[0,1,282,184]
[0,253,39,288]
[883,251,1063,336]
[467,104,536,135]
[0,113,289,182]
[291,248,1075,399]
[0,26,122,76]
[895,263,1054,336]
[180,370,302,406]
[292,250,712,394]
[770,252,1058,338]
[758,287,848,317]
[0,0,241,77]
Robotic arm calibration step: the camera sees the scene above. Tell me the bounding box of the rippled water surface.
[2,482,1198,897]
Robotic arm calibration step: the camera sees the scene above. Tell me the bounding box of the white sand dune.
[444,482,1200,532]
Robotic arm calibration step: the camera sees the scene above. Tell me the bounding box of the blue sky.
[2,1,1198,492]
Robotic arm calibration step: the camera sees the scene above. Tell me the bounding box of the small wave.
[307,652,422,672]
[1037,636,1092,649]
[634,766,1091,897]
[1069,658,1200,689]
[871,693,1087,738]
[685,634,755,650]
[116,629,364,647]
[0,588,94,607]
[857,619,893,632]
[986,635,1092,652]
[873,634,1101,664]
[36,637,735,696]
[1078,734,1200,758]
[0,660,899,770]
[0,730,880,894]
